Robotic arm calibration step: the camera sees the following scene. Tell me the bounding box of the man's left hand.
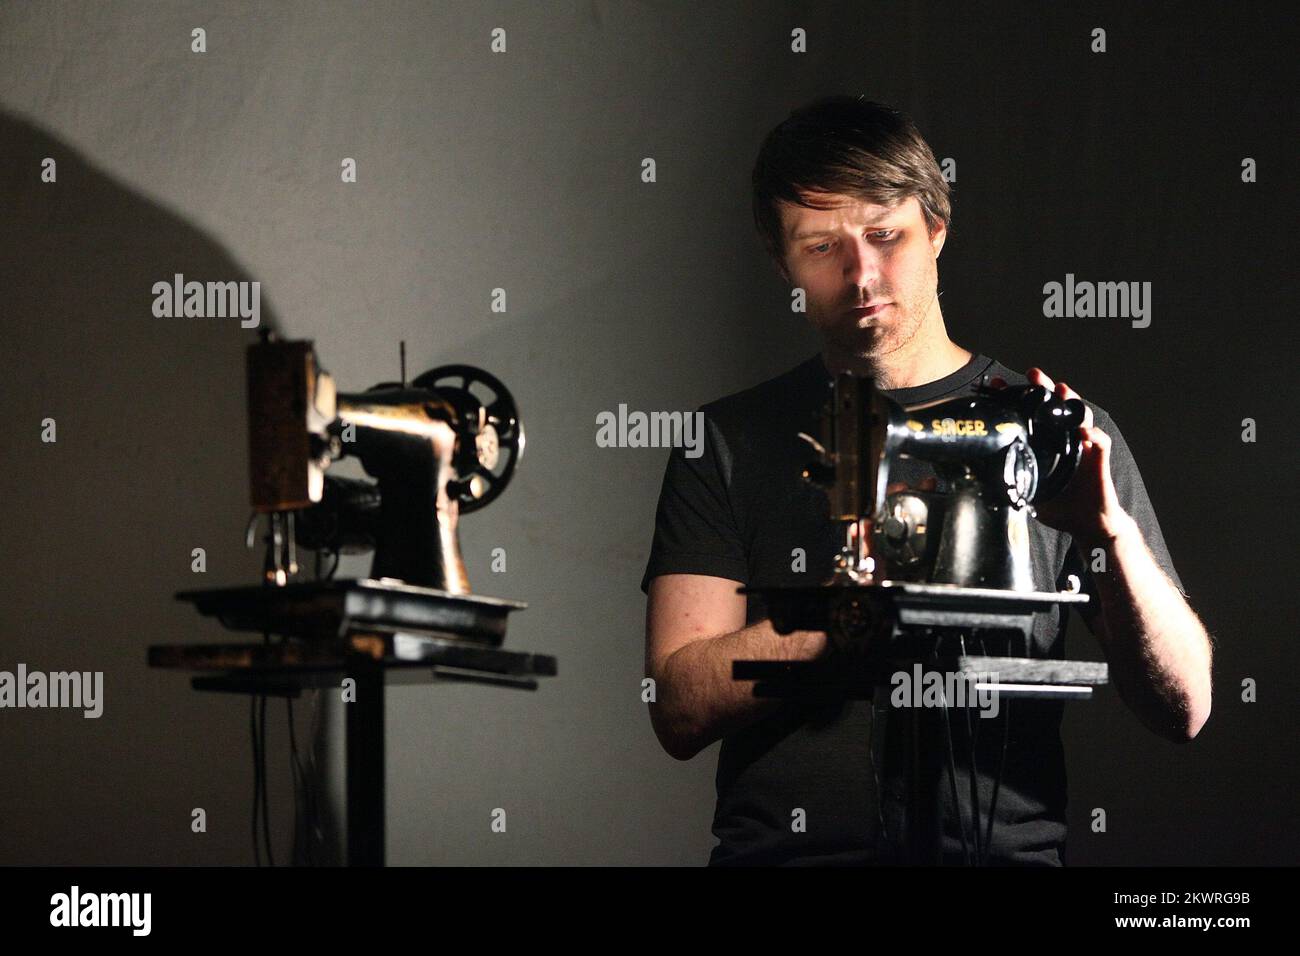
[999,368,1136,550]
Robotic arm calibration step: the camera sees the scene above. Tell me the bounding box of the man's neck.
[820,314,972,390]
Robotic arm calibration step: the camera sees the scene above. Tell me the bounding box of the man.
[640,96,1213,866]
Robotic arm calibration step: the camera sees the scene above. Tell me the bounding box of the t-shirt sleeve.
[639,409,748,594]
[1059,405,1187,621]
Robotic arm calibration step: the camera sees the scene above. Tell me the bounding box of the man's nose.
[842,235,881,287]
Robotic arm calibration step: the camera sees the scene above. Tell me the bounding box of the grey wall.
[1,1,1293,865]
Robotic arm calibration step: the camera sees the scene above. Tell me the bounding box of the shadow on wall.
[0,109,337,865]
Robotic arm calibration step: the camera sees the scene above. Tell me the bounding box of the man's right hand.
[644,574,826,760]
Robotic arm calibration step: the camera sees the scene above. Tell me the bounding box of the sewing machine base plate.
[744,580,1090,640]
[175,577,525,646]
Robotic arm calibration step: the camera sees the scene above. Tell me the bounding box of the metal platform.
[743,580,1092,639]
[152,577,555,866]
[734,654,1107,702]
[175,576,525,646]
[737,580,1102,701]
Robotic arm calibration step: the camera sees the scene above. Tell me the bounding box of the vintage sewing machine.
[740,372,1100,658]
[244,337,523,595]
[158,335,542,649]
[812,374,1086,591]
[149,334,555,865]
[734,370,1109,865]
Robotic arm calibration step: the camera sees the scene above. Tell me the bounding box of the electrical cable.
[866,695,891,858]
[259,692,274,866]
[287,695,312,866]
[250,694,261,867]
[935,633,972,866]
[303,688,326,857]
[979,633,1011,867]
[960,633,984,865]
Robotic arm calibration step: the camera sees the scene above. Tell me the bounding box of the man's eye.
[809,231,894,254]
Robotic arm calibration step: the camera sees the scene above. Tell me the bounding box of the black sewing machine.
[739,372,1100,658]
[733,370,1108,865]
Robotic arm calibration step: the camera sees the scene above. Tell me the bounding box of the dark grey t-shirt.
[641,351,1184,866]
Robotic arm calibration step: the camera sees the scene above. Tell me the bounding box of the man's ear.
[929,219,948,259]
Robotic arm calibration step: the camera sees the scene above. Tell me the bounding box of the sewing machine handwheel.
[1029,394,1088,502]
[412,364,525,514]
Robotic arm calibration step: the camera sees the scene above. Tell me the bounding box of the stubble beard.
[821,284,934,362]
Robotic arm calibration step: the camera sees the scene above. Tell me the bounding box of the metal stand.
[150,578,557,867]
[736,582,1105,865]
[346,654,384,867]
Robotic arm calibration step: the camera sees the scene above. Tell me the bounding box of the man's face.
[777,192,946,360]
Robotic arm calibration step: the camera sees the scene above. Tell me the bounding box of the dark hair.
[751,96,952,276]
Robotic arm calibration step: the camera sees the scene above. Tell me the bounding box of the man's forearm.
[652,622,826,760]
[1084,515,1213,742]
